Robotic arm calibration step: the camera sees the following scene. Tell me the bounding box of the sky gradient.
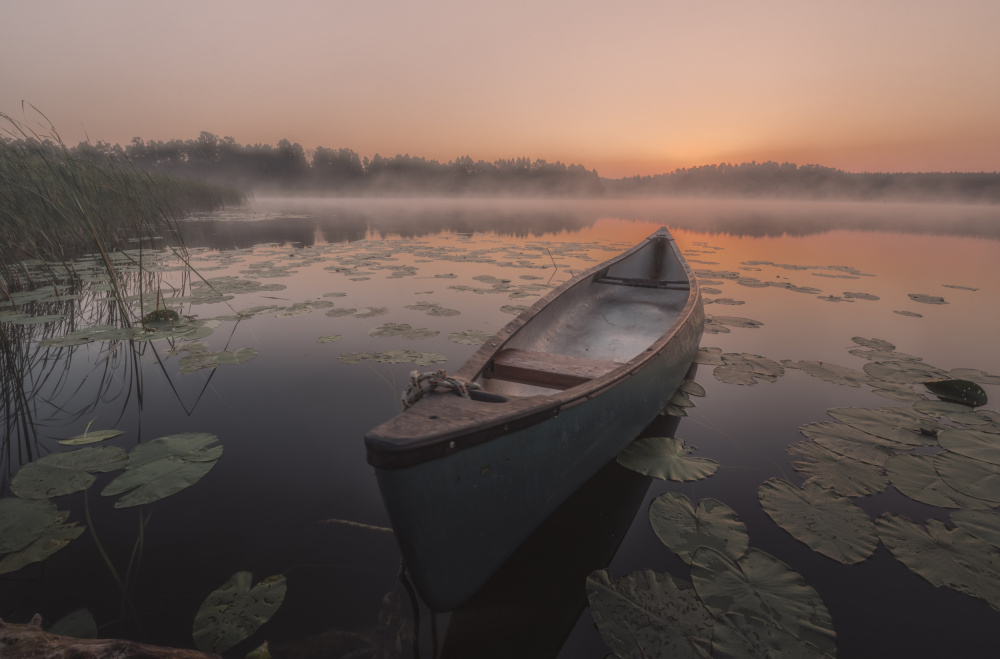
[2,1,998,177]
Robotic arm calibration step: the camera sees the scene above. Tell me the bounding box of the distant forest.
[15,131,1000,202]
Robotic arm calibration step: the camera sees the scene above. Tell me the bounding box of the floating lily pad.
[649,493,748,564]
[759,478,877,564]
[704,316,763,334]
[951,510,1000,549]
[11,447,129,499]
[843,292,879,301]
[851,337,895,351]
[48,608,98,639]
[405,301,461,316]
[679,379,707,397]
[617,436,718,481]
[893,310,923,318]
[788,441,889,496]
[0,498,61,553]
[781,360,872,388]
[0,513,84,576]
[355,307,389,318]
[586,569,713,659]
[713,353,783,386]
[325,308,358,317]
[317,334,342,343]
[694,347,724,365]
[102,433,222,508]
[338,350,447,366]
[58,429,123,446]
[935,452,1000,502]
[500,305,528,315]
[877,514,1000,611]
[449,329,492,345]
[948,368,1000,386]
[712,613,835,659]
[826,407,936,446]
[864,360,948,384]
[909,294,947,305]
[938,428,1000,465]
[192,571,287,654]
[886,454,998,509]
[800,421,909,451]
[848,348,923,362]
[179,348,258,374]
[925,379,987,407]
[691,547,836,654]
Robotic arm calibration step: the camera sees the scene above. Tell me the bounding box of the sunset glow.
[3,0,998,177]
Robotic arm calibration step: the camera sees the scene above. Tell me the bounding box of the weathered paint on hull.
[374,303,704,610]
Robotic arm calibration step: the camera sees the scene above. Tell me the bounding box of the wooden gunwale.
[365,227,701,469]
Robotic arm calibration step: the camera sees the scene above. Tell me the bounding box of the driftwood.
[0,615,221,659]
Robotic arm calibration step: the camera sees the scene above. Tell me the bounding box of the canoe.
[364,227,705,610]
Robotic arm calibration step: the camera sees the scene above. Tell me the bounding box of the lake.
[3,196,1000,658]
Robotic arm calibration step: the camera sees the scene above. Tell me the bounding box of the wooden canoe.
[364,227,705,610]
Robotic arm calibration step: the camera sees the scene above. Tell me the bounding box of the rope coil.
[402,369,481,408]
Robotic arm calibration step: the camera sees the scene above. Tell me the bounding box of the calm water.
[3,197,1000,658]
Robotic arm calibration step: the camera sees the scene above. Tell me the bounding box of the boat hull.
[373,302,703,610]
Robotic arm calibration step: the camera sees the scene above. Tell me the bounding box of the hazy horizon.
[3,1,999,178]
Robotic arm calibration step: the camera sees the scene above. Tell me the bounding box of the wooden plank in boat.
[490,348,623,389]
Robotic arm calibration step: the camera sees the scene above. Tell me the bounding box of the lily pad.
[694,347,724,366]
[0,498,60,553]
[951,510,1000,549]
[649,493,748,564]
[317,334,342,343]
[781,360,872,388]
[924,379,987,407]
[617,437,718,481]
[893,310,923,318]
[876,514,1000,610]
[449,329,492,345]
[909,294,947,305]
[192,571,287,653]
[788,441,889,496]
[864,360,948,384]
[586,569,713,659]
[713,353,783,386]
[826,407,936,446]
[938,428,1000,465]
[800,421,910,451]
[11,447,129,499]
[712,613,836,659]
[885,454,999,509]
[691,547,836,654]
[102,433,222,508]
[0,513,84,576]
[58,429,124,446]
[48,608,98,639]
[679,379,707,397]
[758,478,877,564]
[948,368,1000,386]
[935,452,1000,502]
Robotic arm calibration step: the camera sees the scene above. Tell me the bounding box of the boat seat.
[595,276,689,290]
[489,348,623,390]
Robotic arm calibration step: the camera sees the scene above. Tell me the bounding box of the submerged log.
[0,615,221,659]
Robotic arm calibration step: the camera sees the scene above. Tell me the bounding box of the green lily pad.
[935,452,1000,502]
[788,441,889,496]
[711,613,836,659]
[843,292,879,301]
[938,428,1000,465]
[102,433,222,508]
[694,347,724,366]
[885,454,999,509]
[713,353,783,386]
[317,334,342,343]
[649,493,748,564]
[326,308,358,317]
[948,369,1000,386]
[679,379,706,397]
[691,547,836,654]
[500,305,528,315]
[0,513,84,576]
[585,569,713,659]
[876,514,1000,610]
[852,337,896,351]
[781,360,872,388]
[800,421,909,453]
[893,310,923,318]
[617,436,718,481]
[48,608,98,639]
[0,498,60,553]
[192,571,287,654]
[924,379,987,407]
[864,361,948,384]
[758,478,877,564]
[11,447,129,499]
[909,294,947,304]
[58,429,123,446]
[826,407,935,446]
[355,306,389,318]
[449,330,492,345]
[951,510,1000,549]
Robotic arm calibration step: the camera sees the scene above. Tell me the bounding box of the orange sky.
[2,1,998,178]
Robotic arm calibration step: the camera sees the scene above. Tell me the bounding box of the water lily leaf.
[316,334,342,343]
[11,447,129,499]
[843,292,879,301]
[713,353,783,385]
[935,452,1000,502]
[617,436,718,481]
[781,360,872,388]
[704,316,763,334]
[325,308,357,317]
[938,428,1000,465]
[0,514,84,575]
[449,330,492,345]
[948,368,1000,386]
[951,510,1000,549]
[826,407,935,446]
[954,410,1000,434]
[711,613,836,659]
[876,514,1000,610]
[909,294,947,305]
[870,382,926,402]
[800,421,909,451]
[924,379,987,407]
[500,305,528,315]
[585,569,713,659]
[758,478,877,564]
[192,571,287,654]
[848,348,923,362]
[102,433,222,508]
[355,307,389,318]
[788,441,889,496]
[679,379,706,397]
[58,429,123,446]
[0,498,60,553]
[864,360,948,384]
[649,493,748,564]
[48,608,98,638]
[885,454,999,509]
[852,337,896,351]
[694,347,724,365]
[691,547,836,654]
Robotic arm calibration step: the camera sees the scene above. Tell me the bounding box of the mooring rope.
[402,369,481,408]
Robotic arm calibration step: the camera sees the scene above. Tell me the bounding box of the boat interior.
[478,236,693,397]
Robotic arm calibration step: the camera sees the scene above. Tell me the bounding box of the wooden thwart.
[595,276,690,290]
[489,348,623,390]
